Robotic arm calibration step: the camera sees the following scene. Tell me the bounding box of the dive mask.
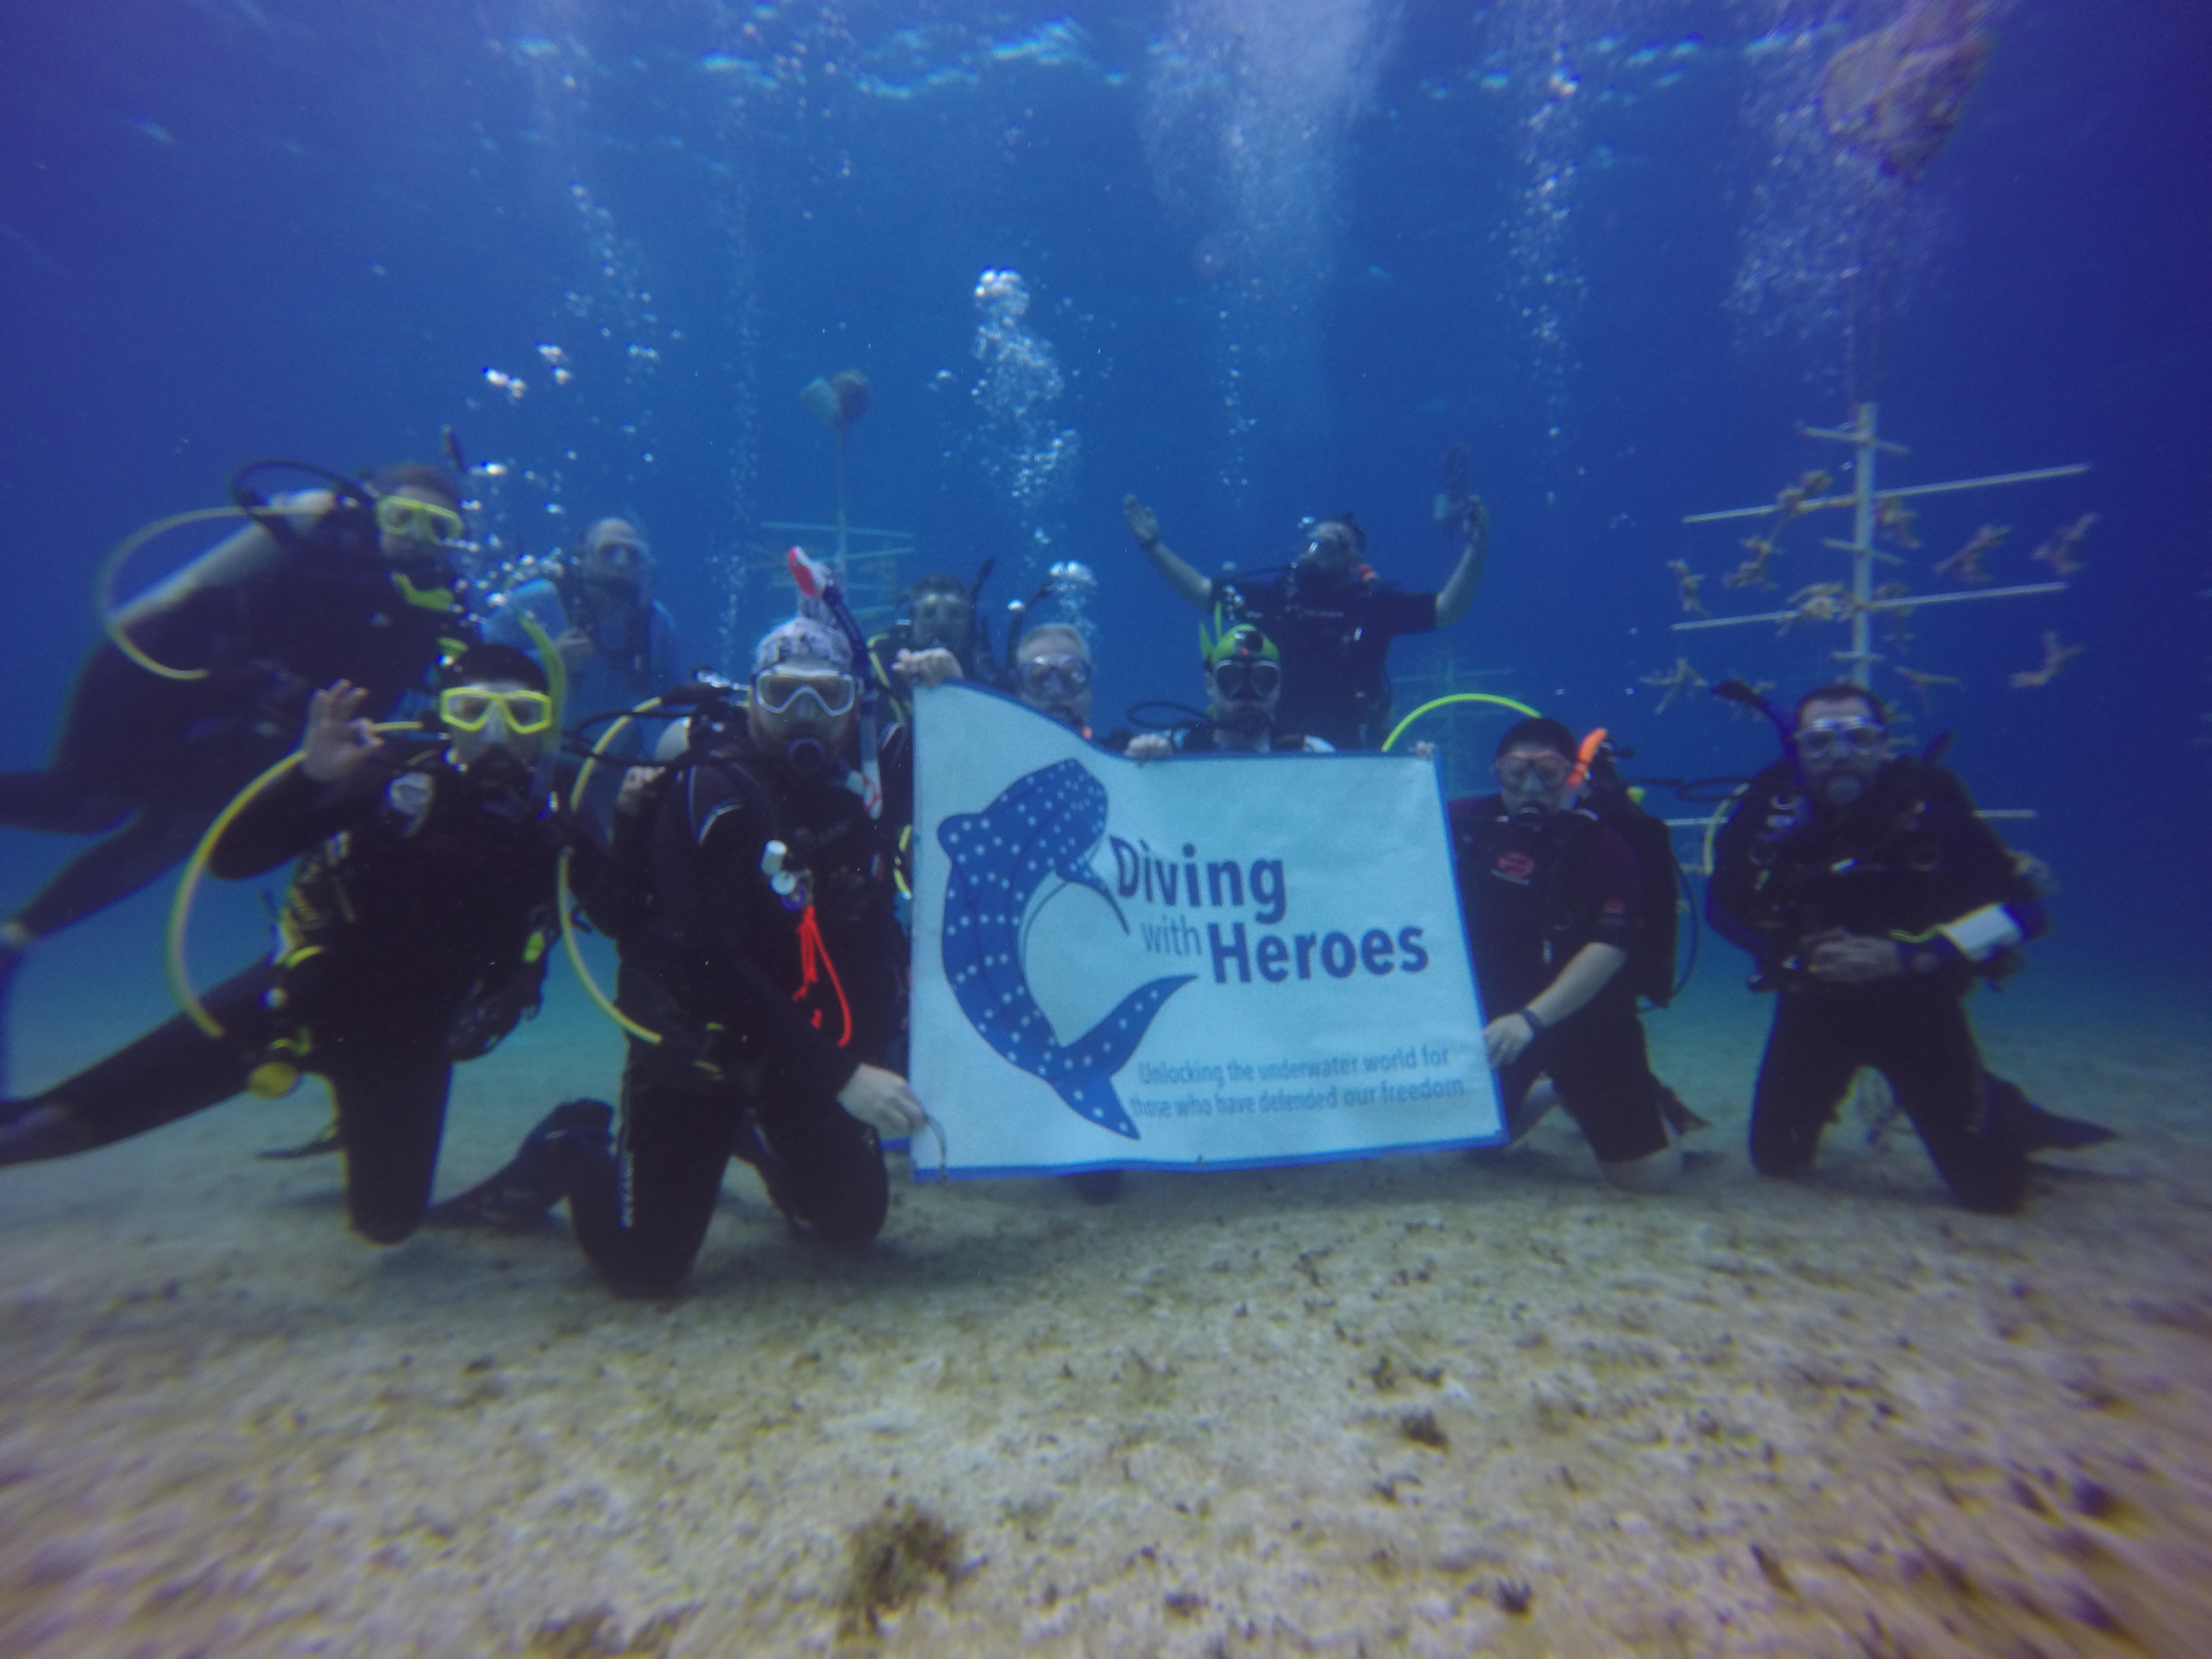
[1018,654,1092,697]
[440,686,557,736]
[1495,751,1572,791]
[1794,718,1887,761]
[1211,658,1281,700]
[753,669,858,720]
[375,495,468,548]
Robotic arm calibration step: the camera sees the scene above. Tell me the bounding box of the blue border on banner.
[907,680,1506,1181]
[904,1129,1499,1183]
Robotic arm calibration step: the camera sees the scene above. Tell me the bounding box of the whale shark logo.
[938,759,1193,1139]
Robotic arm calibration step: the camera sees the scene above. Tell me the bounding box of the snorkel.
[1566,726,1608,792]
[784,546,882,820]
[512,614,567,804]
[1713,678,1806,789]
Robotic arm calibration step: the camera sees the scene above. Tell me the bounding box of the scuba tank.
[1571,731,1692,1008]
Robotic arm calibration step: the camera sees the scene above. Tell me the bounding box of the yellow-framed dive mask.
[374,495,468,547]
[439,686,556,736]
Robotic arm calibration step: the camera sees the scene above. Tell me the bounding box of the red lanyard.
[791,904,853,1047]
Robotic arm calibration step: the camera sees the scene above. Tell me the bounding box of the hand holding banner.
[908,684,1503,1178]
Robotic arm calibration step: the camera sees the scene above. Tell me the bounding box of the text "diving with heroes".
[1109,835,1432,987]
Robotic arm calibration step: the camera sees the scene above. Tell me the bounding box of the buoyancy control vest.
[274,749,561,1011]
[1577,754,1685,1008]
[625,735,902,1063]
[1453,784,1683,1011]
[1718,757,2025,972]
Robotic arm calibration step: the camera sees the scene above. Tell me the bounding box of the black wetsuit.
[1450,795,1673,1166]
[0,515,463,943]
[1217,575,1437,750]
[0,747,562,1243]
[558,726,907,1295]
[1708,759,2046,1213]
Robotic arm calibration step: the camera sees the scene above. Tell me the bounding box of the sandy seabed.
[3,978,2209,1659]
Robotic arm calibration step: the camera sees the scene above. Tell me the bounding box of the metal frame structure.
[1658,402,2088,874]
[1673,401,2087,688]
[748,519,918,640]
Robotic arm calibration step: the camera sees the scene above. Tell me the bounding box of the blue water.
[1,0,2206,1060]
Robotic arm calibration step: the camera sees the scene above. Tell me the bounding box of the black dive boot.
[424,1098,614,1230]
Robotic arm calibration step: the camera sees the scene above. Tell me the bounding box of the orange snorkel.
[1566,727,1608,791]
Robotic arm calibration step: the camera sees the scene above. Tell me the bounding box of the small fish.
[938,760,1193,1139]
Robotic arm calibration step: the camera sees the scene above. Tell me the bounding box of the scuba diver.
[485,516,681,828]
[428,614,930,1297]
[0,461,473,1083]
[1121,452,1490,750]
[1707,681,2113,1214]
[867,569,1008,723]
[1009,622,1101,740]
[1124,621,1334,759]
[0,646,567,1245]
[1450,717,1699,1194]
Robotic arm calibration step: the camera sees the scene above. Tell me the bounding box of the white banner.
[907,683,1503,1179]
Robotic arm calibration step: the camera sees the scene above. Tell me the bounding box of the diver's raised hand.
[615,765,666,817]
[893,647,964,690]
[1436,491,1489,547]
[301,681,385,783]
[837,1063,930,1139]
[1123,495,1161,549]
